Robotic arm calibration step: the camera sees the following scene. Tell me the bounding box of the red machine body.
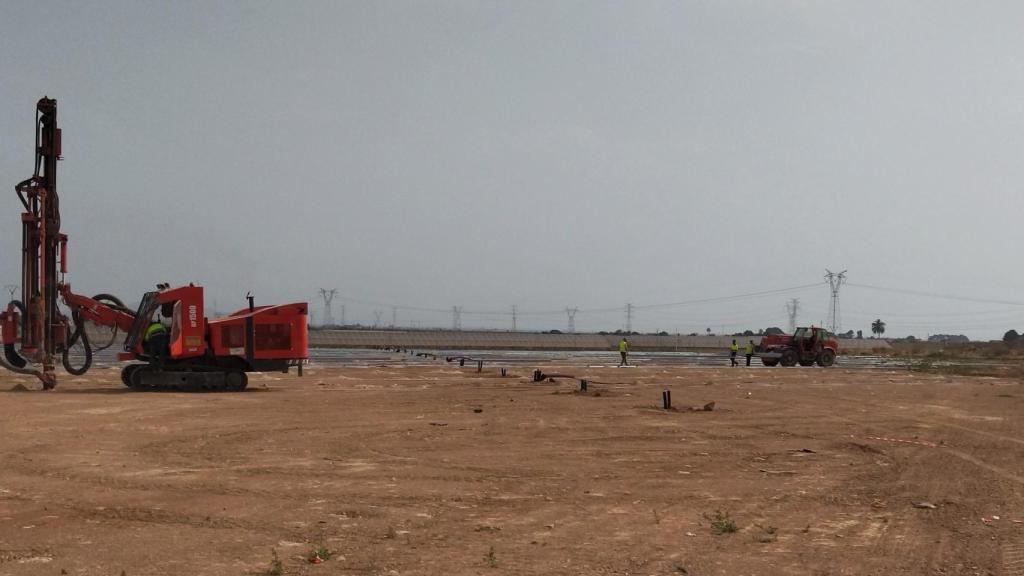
[207,303,309,364]
[757,326,839,367]
[1,97,309,390]
[114,285,308,366]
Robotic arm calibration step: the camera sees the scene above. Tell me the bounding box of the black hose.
[60,292,130,374]
[88,294,130,352]
[11,299,27,337]
[3,344,26,368]
[3,300,28,368]
[92,293,129,312]
[62,309,92,375]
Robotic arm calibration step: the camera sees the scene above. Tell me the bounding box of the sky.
[3,1,1024,339]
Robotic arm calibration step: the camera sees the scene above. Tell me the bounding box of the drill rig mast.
[2,97,308,390]
[2,98,65,387]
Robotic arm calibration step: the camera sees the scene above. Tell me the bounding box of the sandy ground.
[0,359,1023,576]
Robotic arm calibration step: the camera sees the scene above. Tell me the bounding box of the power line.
[627,283,823,312]
[330,282,822,319]
[847,282,1024,307]
[843,305,1024,319]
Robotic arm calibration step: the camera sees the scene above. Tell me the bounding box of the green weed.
[262,549,283,576]
[704,510,738,535]
[485,546,497,568]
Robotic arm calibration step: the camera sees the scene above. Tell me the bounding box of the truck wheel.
[818,349,836,367]
[761,358,779,367]
[779,349,798,367]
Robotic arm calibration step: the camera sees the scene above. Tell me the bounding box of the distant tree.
[1004,329,1020,344]
[706,327,711,335]
[764,327,785,335]
[657,331,669,336]
[742,330,755,336]
[871,319,886,339]
[905,335,917,342]
[856,330,863,339]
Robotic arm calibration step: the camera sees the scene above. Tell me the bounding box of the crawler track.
[120,364,248,392]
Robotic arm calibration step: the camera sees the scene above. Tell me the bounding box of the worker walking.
[745,340,755,366]
[729,339,738,366]
[618,337,629,366]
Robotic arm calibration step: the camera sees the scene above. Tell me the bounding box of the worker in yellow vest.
[729,339,738,366]
[144,317,169,364]
[618,337,629,367]
[745,340,755,366]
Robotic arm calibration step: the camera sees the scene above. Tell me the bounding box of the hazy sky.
[3,1,1024,338]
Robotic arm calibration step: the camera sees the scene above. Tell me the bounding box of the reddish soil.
[1,361,1022,575]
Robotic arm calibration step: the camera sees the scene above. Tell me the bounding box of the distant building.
[927,334,970,343]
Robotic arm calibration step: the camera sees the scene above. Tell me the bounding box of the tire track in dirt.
[921,419,1024,447]
[734,387,1019,573]
[1003,541,1024,576]
[943,448,1024,485]
[0,548,51,565]
[0,452,286,501]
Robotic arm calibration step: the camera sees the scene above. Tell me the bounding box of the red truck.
[756,326,838,367]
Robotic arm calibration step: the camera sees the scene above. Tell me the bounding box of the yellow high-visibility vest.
[745,343,754,354]
[730,342,738,352]
[144,322,166,341]
[619,340,628,352]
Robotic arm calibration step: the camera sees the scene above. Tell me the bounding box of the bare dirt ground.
[1,360,1023,576]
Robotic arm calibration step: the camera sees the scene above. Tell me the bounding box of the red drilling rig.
[0,97,308,390]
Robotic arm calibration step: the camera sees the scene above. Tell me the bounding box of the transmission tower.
[318,288,338,327]
[373,309,383,328]
[785,298,800,333]
[625,303,633,333]
[511,305,518,332]
[4,284,16,302]
[824,269,847,333]
[451,306,462,331]
[340,304,346,326]
[391,306,397,328]
[566,307,578,333]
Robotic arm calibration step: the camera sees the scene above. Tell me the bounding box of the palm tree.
[871,319,886,339]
